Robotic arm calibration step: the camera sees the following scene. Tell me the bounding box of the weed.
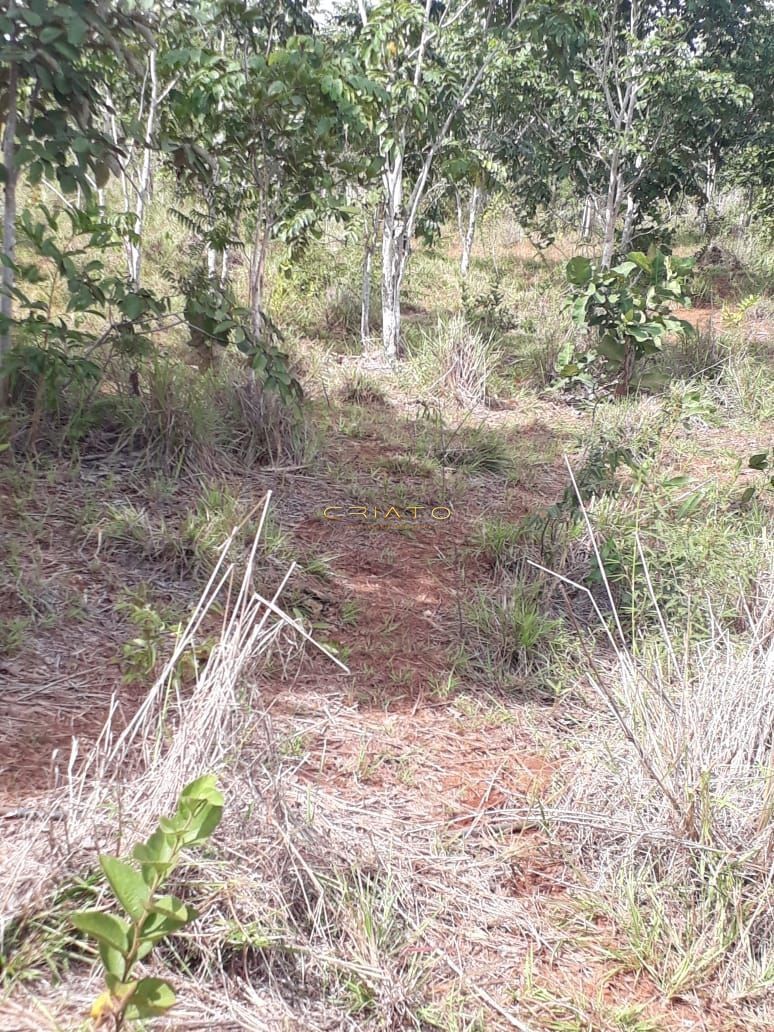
[462,580,565,689]
[341,370,387,406]
[433,425,512,476]
[340,599,361,626]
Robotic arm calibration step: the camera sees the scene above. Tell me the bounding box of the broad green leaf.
[71,911,131,954]
[124,978,176,1020]
[182,803,222,844]
[749,452,770,471]
[99,855,150,921]
[598,335,626,364]
[121,294,146,321]
[149,895,196,924]
[571,295,589,323]
[627,252,651,273]
[99,941,127,982]
[611,261,637,276]
[94,162,111,189]
[180,774,223,807]
[566,256,592,286]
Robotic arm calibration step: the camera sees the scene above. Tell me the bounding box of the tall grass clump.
[461,569,566,691]
[410,314,502,406]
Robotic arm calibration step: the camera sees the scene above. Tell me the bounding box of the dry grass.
[411,315,503,407]
[529,503,774,1019]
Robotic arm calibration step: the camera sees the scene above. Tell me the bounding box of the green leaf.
[121,294,146,321]
[98,941,127,982]
[40,26,63,44]
[611,261,637,276]
[749,452,770,471]
[571,295,589,323]
[149,895,196,924]
[627,252,652,273]
[71,911,131,954]
[124,978,176,1020]
[566,256,592,286]
[94,162,111,189]
[180,774,223,808]
[598,334,626,364]
[99,855,150,921]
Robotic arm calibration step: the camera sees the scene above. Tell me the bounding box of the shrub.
[563,246,695,396]
[433,424,511,475]
[340,370,387,406]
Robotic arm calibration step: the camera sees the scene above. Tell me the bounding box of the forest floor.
[1,236,772,1031]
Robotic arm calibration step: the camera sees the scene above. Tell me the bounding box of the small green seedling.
[71,775,224,1029]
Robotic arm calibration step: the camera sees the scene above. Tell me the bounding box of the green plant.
[119,598,169,683]
[341,370,387,406]
[564,247,696,396]
[71,775,223,1029]
[737,447,774,505]
[434,425,511,476]
[463,581,564,688]
[461,269,513,333]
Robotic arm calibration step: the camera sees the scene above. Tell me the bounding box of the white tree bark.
[249,210,272,340]
[360,203,379,346]
[108,50,177,288]
[380,157,407,360]
[699,156,717,236]
[620,192,637,253]
[457,181,483,278]
[580,195,594,241]
[366,0,523,359]
[601,153,623,268]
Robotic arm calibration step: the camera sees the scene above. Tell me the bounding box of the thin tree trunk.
[580,195,593,241]
[360,204,379,347]
[381,158,407,360]
[249,216,272,340]
[1,47,18,406]
[601,153,622,269]
[699,156,717,237]
[620,193,637,253]
[459,182,482,278]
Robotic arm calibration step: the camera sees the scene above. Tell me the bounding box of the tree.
[161,1,378,343]
[512,1,763,265]
[352,0,521,359]
[0,0,151,402]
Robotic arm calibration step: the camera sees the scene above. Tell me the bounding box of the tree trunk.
[360,204,379,347]
[620,193,637,253]
[381,159,407,360]
[601,153,623,269]
[699,157,717,237]
[1,50,18,406]
[459,182,482,278]
[580,195,594,241]
[249,216,271,340]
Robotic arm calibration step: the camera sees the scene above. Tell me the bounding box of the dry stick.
[251,591,350,673]
[563,455,626,648]
[526,560,686,825]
